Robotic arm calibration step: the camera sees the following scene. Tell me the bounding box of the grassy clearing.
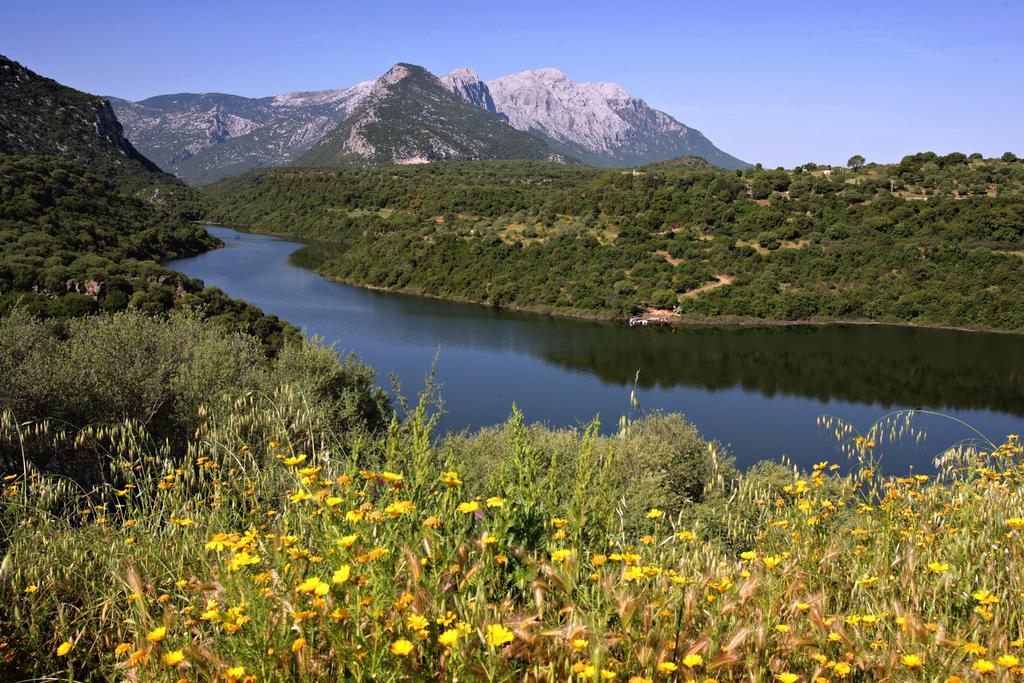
[1,391,1022,681]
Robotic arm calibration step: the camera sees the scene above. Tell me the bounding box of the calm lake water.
[168,227,1024,472]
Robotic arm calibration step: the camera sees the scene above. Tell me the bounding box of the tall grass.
[1,388,1022,682]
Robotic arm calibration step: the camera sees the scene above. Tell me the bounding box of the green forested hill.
[0,155,293,349]
[207,153,1024,331]
[0,55,299,350]
[0,55,188,200]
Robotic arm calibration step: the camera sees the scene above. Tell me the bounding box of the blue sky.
[3,0,1021,167]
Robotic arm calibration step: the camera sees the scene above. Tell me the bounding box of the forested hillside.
[0,55,306,352]
[0,155,294,350]
[0,55,189,200]
[207,153,1024,331]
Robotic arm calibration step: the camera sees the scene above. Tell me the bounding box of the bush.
[649,288,677,309]
[444,411,734,536]
[0,309,389,481]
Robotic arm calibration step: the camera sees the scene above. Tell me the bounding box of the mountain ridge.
[297,63,570,167]
[108,62,748,182]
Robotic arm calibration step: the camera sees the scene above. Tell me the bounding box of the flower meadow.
[1,392,1022,682]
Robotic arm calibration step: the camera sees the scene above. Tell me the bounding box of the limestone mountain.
[297,64,570,167]
[0,54,178,195]
[107,62,746,181]
[109,83,372,184]
[478,68,748,169]
[439,68,498,114]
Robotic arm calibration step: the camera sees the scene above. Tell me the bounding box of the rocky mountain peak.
[298,62,570,167]
[440,67,497,114]
[527,67,572,84]
[483,67,747,168]
[379,63,419,87]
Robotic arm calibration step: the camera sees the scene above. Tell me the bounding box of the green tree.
[847,155,866,170]
[650,289,677,310]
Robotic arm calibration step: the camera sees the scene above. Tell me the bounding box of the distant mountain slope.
[297,64,571,167]
[108,62,746,182]
[480,68,748,169]
[0,54,178,194]
[109,82,372,183]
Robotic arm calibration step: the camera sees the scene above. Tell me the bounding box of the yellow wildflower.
[296,576,330,596]
[146,626,167,643]
[332,565,351,584]
[391,639,414,656]
[901,654,923,669]
[162,650,185,666]
[384,500,415,517]
[486,624,515,647]
[857,575,879,588]
[438,629,459,648]
[56,641,73,657]
[439,471,462,487]
[972,659,995,674]
[406,614,429,631]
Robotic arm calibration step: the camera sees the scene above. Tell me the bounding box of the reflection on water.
[168,227,1024,471]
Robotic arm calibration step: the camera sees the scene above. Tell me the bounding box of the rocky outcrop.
[440,68,498,114]
[483,68,748,169]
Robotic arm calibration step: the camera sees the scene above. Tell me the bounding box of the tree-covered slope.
[297,64,572,167]
[0,155,292,349]
[206,153,1024,331]
[0,55,184,197]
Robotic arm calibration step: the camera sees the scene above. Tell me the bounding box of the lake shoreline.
[199,221,1024,337]
[170,225,1024,469]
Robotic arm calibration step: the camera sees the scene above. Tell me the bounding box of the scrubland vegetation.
[0,155,296,352]
[1,311,1022,682]
[207,153,1024,330]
